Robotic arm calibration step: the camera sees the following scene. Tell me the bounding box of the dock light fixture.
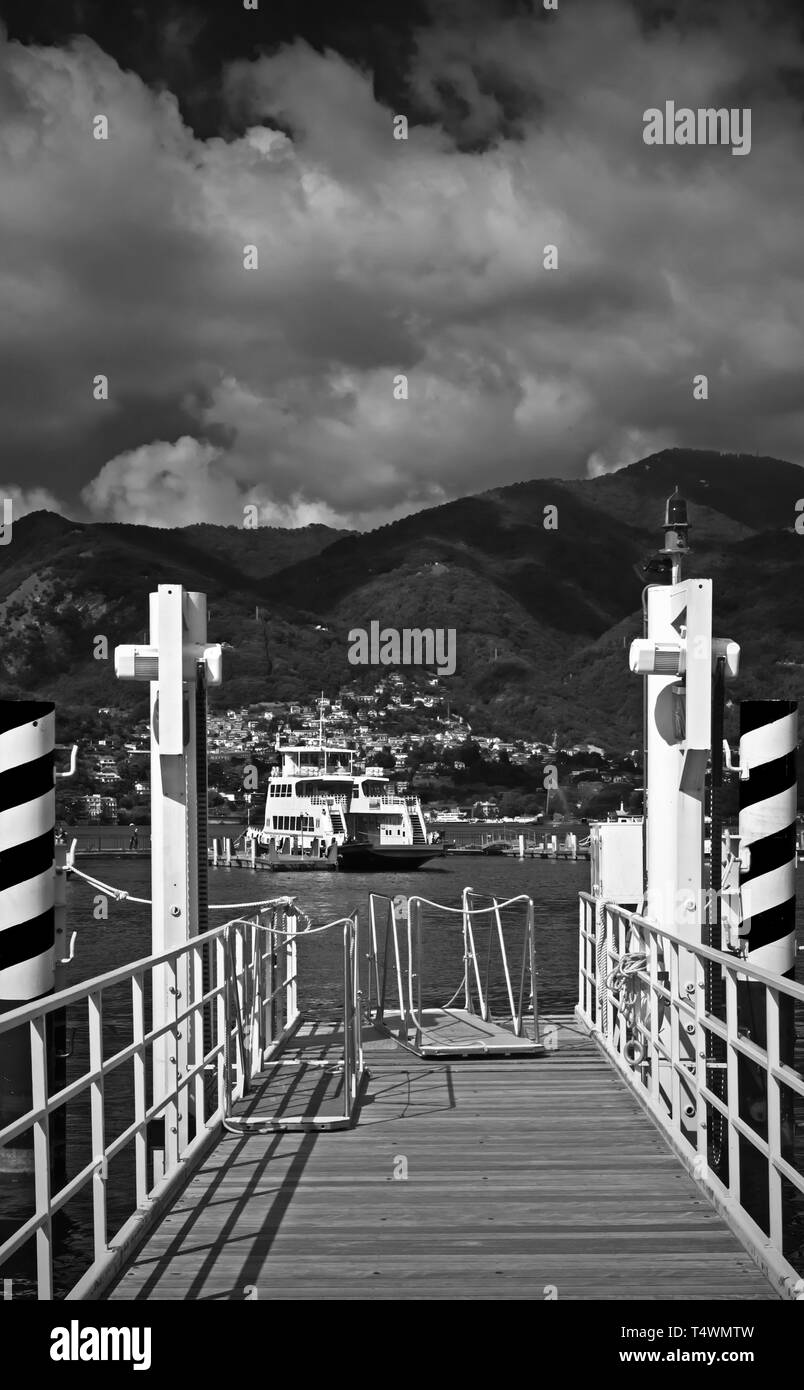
[115,643,222,686]
[629,635,740,679]
[663,486,689,547]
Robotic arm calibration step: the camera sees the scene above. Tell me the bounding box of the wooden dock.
[106,1019,775,1301]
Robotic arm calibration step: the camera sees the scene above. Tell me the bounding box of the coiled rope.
[605,949,649,1066]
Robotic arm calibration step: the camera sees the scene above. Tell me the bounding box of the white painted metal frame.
[222,909,365,1132]
[461,889,539,1039]
[367,891,539,1051]
[0,905,297,1301]
[578,891,804,1299]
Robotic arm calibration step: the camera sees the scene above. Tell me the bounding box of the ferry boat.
[245,730,443,871]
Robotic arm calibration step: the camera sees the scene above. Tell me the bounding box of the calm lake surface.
[67,853,585,1012]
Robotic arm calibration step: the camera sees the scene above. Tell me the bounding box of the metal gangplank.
[366,890,543,1058]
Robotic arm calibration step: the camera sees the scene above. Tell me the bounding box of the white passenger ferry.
[245,730,443,871]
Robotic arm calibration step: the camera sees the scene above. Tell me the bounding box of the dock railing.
[0,900,320,1301]
[461,889,538,1038]
[222,907,364,1133]
[367,891,538,1047]
[367,894,413,1040]
[578,892,804,1298]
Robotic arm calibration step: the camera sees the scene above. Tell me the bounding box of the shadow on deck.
[106,1019,776,1301]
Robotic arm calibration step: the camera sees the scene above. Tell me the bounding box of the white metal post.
[150,587,189,1156]
[116,585,222,1181]
[635,574,713,1116]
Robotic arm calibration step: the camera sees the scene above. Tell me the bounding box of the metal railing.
[367,894,412,1038]
[578,892,804,1298]
[222,909,364,1133]
[0,900,353,1300]
[367,890,538,1049]
[461,889,538,1037]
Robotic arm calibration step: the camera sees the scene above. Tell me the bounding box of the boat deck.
[106,1019,776,1301]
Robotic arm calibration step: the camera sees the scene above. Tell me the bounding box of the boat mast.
[319,691,327,773]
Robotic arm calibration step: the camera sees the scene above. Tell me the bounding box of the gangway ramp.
[396,1006,540,1057]
[367,891,543,1059]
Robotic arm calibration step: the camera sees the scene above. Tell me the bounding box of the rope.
[605,949,649,1066]
[224,912,355,940]
[67,865,153,904]
[410,893,532,916]
[67,864,318,921]
[595,898,608,1035]
[67,863,350,943]
[605,952,649,992]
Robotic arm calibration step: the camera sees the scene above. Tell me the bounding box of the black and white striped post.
[738,699,798,981]
[0,701,56,1175]
[738,698,797,1197]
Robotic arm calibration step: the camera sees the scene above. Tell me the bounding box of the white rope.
[410,893,533,916]
[605,952,648,993]
[67,864,315,918]
[67,863,346,940]
[605,950,649,1066]
[224,912,355,940]
[67,865,152,904]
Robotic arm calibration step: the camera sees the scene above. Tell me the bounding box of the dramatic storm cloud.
[1,0,804,527]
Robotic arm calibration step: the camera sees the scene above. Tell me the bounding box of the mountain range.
[1,448,803,749]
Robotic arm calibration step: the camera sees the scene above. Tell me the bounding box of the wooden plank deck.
[107,1018,776,1301]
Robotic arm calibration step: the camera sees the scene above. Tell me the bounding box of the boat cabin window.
[360,780,387,796]
[297,780,352,796]
[271,815,316,832]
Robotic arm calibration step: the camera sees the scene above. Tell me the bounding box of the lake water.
[67,852,586,1012]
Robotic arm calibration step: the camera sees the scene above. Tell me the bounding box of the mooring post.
[0,701,56,1212]
[738,700,797,1198]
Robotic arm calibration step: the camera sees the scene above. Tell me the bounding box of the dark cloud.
[1,0,803,527]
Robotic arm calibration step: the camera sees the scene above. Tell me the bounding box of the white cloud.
[586,428,678,479]
[0,483,67,518]
[81,437,239,526]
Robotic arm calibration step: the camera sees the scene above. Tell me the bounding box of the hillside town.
[55,672,643,826]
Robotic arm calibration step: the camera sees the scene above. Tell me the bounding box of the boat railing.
[0,900,313,1301]
[578,891,804,1298]
[353,794,407,809]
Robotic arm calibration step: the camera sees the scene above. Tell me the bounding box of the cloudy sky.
[1,0,803,530]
